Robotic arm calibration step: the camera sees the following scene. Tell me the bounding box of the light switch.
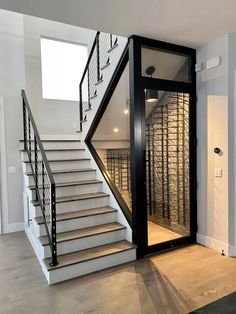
[215,168,222,177]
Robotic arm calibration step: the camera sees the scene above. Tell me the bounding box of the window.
[40,37,88,101]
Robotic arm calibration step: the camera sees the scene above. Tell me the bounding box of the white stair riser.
[46,249,136,284]
[25,170,96,185]
[32,196,109,216]
[20,141,83,150]
[34,212,117,236]
[21,150,87,160]
[29,182,103,199]
[42,228,126,258]
[23,159,91,172]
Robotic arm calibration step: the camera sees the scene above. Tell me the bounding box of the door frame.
[0,97,8,235]
[129,35,197,257]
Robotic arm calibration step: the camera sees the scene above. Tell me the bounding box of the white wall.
[23,15,95,135]
[196,34,232,254]
[228,34,236,253]
[0,9,95,233]
[0,9,25,232]
[207,96,228,247]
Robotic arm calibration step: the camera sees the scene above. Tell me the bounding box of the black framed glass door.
[129,35,196,257]
[145,89,191,247]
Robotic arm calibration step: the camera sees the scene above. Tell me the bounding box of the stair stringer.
[80,36,128,141]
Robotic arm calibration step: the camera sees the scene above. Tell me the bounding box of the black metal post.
[34,135,38,201]
[96,33,100,82]
[50,183,58,266]
[23,99,27,151]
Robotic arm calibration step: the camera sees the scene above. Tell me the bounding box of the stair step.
[90,94,97,100]
[39,222,126,246]
[101,62,110,71]
[25,168,96,176]
[24,158,90,164]
[44,240,136,271]
[32,192,109,206]
[20,148,85,152]
[95,78,103,86]
[84,107,92,112]
[20,139,81,143]
[28,179,102,190]
[107,42,118,53]
[35,206,117,224]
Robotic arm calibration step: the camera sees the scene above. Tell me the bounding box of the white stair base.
[41,227,126,258]
[44,245,136,285]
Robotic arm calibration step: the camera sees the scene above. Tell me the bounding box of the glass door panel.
[145,90,190,246]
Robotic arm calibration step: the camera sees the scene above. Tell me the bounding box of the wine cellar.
[146,91,190,237]
[105,149,132,210]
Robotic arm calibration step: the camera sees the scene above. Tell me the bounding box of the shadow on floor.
[134,258,190,314]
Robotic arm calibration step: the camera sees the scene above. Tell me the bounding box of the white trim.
[197,233,232,256]
[0,97,9,234]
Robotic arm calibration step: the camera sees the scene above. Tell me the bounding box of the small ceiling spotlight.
[113,127,119,133]
[124,109,129,115]
[145,66,159,103]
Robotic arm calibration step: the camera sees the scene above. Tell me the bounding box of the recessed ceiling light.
[113,127,119,133]
[124,109,129,114]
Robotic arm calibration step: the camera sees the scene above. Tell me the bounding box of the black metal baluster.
[23,99,27,151]
[96,33,101,82]
[50,183,57,266]
[87,68,91,109]
[28,116,32,162]
[110,34,113,49]
[79,84,83,131]
[42,162,45,216]
[34,135,38,201]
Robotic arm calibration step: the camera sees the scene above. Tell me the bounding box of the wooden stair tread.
[44,240,136,270]
[20,148,85,152]
[28,179,102,190]
[39,222,126,246]
[32,192,109,206]
[35,206,117,224]
[24,158,90,163]
[25,168,96,176]
[20,139,81,142]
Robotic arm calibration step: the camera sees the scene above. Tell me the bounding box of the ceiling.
[1,0,236,48]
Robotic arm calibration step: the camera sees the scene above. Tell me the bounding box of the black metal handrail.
[22,90,58,266]
[79,32,118,131]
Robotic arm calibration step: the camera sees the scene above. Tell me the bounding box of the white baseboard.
[197,233,234,256]
[6,222,24,233]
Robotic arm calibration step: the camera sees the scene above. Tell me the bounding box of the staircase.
[21,32,136,284]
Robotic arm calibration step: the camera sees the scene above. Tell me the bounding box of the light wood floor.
[148,221,182,245]
[1,232,236,313]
